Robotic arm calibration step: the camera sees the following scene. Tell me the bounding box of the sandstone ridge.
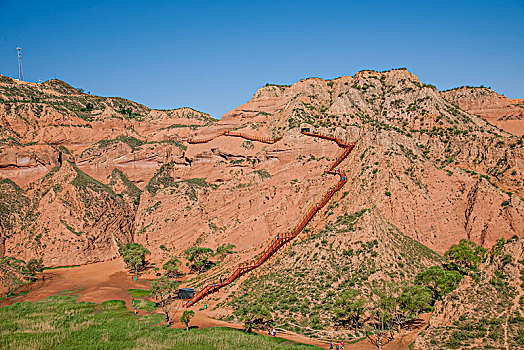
[0,69,522,272]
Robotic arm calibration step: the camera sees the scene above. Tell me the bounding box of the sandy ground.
[0,259,149,311]
[0,259,428,349]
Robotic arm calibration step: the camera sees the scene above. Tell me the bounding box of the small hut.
[178,288,195,299]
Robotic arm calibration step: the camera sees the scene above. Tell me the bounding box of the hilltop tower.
[17,46,23,81]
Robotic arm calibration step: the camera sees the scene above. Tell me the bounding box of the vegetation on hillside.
[107,168,142,207]
[0,257,43,297]
[416,236,524,349]
[229,226,498,348]
[227,210,438,335]
[0,179,29,233]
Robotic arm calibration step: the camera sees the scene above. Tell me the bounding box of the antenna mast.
[17,46,23,81]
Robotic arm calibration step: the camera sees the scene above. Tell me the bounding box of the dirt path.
[0,258,149,310]
[168,303,429,350]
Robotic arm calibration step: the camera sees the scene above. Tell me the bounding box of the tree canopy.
[234,304,272,333]
[25,258,44,276]
[215,243,236,256]
[150,275,180,324]
[400,284,434,318]
[162,257,181,278]
[180,310,195,331]
[414,266,462,300]
[444,239,486,274]
[334,288,366,332]
[119,243,150,278]
[184,247,214,273]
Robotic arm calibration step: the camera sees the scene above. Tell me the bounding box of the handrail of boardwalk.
[187,131,228,144]
[184,129,354,307]
[224,131,281,144]
[187,130,282,144]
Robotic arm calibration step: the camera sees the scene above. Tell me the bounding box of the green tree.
[184,247,214,274]
[25,258,44,276]
[400,285,433,320]
[333,288,366,333]
[215,243,236,257]
[162,257,181,278]
[234,304,272,333]
[414,266,462,300]
[119,243,150,279]
[180,310,195,331]
[367,284,399,349]
[150,276,180,324]
[444,239,486,274]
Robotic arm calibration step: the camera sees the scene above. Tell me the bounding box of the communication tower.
[17,46,23,81]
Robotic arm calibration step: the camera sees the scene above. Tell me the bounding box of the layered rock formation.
[1,161,134,266]
[0,69,522,270]
[0,75,214,187]
[442,86,524,136]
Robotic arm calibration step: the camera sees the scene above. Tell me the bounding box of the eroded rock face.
[0,75,215,188]
[0,69,522,270]
[1,162,134,267]
[135,132,340,260]
[441,87,524,136]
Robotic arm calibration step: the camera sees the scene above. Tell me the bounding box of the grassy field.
[0,293,318,349]
[127,288,150,298]
[127,289,157,312]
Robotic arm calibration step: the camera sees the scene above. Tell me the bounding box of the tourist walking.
[132,297,137,314]
[272,328,276,337]
[330,342,333,349]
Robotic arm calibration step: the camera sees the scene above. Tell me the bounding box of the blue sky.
[1,0,523,118]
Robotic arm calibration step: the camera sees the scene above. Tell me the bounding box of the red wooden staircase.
[183,129,354,307]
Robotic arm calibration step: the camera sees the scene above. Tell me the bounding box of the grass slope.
[0,294,318,349]
[227,209,441,337]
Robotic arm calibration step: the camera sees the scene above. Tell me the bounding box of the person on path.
[335,344,339,350]
[220,277,222,284]
[132,297,137,314]
[268,327,271,336]
[330,342,333,349]
[341,340,345,349]
[272,328,276,337]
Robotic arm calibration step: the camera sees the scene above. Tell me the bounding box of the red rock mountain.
[0,69,522,270]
